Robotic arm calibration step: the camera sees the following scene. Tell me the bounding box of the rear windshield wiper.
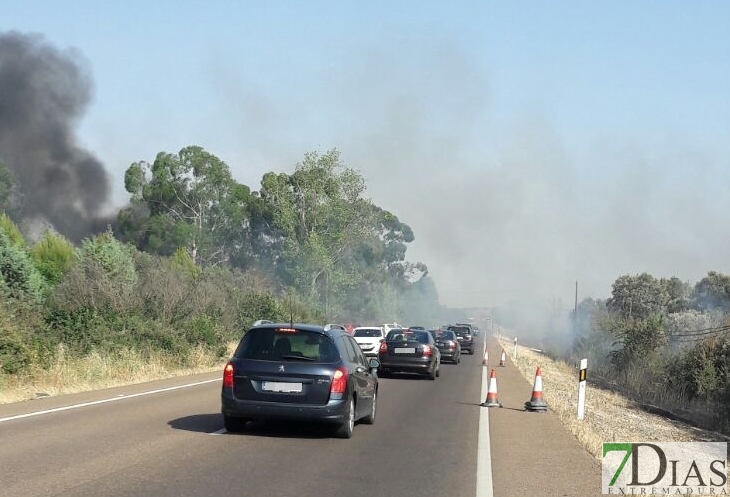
[279,354,316,361]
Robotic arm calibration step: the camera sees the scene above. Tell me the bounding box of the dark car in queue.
[447,324,475,355]
[221,323,379,439]
[377,328,441,380]
[434,329,461,364]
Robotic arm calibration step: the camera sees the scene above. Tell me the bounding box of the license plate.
[394,347,416,354]
[262,381,303,393]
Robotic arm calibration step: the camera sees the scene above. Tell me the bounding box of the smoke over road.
[0,31,110,241]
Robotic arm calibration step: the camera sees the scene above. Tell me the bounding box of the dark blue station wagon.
[221,323,380,438]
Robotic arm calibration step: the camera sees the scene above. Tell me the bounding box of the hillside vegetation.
[0,149,457,400]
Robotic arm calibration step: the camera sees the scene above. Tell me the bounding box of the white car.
[352,326,386,357]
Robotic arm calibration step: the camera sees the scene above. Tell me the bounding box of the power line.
[669,323,730,341]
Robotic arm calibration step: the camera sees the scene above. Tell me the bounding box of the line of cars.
[220,321,479,439]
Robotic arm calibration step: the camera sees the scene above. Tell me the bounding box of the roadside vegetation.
[495,272,730,436]
[0,149,458,402]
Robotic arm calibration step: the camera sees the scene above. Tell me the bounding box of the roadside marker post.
[512,336,518,359]
[577,358,587,420]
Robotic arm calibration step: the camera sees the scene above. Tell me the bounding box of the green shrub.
[30,231,77,285]
[0,213,24,248]
[0,328,31,374]
[80,227,138,292]
[181,314,222,347]
[0,231,46,303]
[0,299,36,374]
[237,292,285,330]
[171,247,201,278]
[44,307,106,354]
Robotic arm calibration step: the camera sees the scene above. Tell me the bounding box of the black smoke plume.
[0,31,111,241]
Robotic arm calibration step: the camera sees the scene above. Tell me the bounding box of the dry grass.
[496,336,730,462]
[0,343,237,404]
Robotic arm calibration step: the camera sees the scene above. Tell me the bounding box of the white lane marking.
[476,365,495,497]
[210,428,227,435]
[0,378,221,424]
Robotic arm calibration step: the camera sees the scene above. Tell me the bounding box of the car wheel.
[428,366,437,380]
[335,397,355,438]
[223,415,247,433]
[470,348,475,355]
[455,354,460,365]
[362,390,377,425]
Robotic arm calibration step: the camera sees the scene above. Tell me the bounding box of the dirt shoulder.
[494,334,730,462]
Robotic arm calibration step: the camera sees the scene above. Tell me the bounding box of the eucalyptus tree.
[257,149,375,310]
[119,146,254,267]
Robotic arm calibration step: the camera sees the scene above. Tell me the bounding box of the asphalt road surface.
[0,334,601,497]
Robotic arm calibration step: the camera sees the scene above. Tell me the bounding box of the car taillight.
[423,345,432,357]
[449,341,456,350]
[223,362,234,388]
[379,342,388,354]
[331,367,348,394]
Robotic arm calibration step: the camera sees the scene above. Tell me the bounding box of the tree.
[692,271,730,313]
[258,150,375,306]
[608,315,667,372]
[607,273,669,320]
[661,276,691,314]
[119,146,253,266]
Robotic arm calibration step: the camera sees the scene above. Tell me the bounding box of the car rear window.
[353,329,382,338]
[386,330,430,343]
[437,331,456,340]
[234,328,340,363]
[448,326,471,336]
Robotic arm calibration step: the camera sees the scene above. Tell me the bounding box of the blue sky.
[1,1,729,309]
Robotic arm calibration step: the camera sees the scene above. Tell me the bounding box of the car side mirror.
[369,358,380,371]
[379,338,385,343]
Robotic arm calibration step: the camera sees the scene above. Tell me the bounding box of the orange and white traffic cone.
[481,369,502,407]
[499,349,506,367]
[524,366,548,412]
[482,349,489,366]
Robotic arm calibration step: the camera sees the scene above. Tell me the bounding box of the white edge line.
[476,365,495,497]
[0,378,221,424]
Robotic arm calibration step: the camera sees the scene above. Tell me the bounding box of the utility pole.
[574,280,578,321]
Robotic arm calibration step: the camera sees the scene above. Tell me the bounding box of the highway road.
[0,334,601,497]
[0,354,482,496]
